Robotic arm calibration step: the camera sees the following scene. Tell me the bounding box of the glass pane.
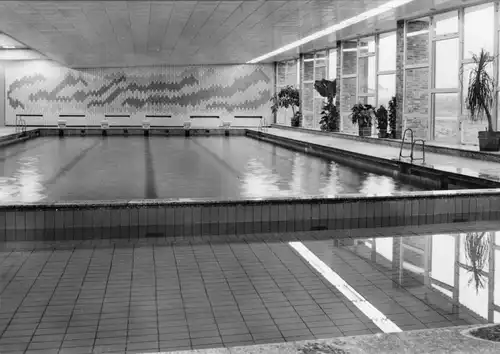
[303,112,313,129]
[304,59,314,81]
[359,36,375,55]
[328,49,337,79]
[303,82,314,112]
[315,51,327,59]
[434,93,459,143]
[434,38,458,88]
[285,60,297,86]
[277,62,286,86]
[378,32,396,72]
[314,62,326,81]
[464,3,494,59]
[341,77,356,112]
[406,18,430,65]
[405,67,429,114]
[358,56,376,95]
[377,74,396,107]
[313,97,324,130]
[433,11,458,36]
[359,96,376,106]
[342,40,357,75]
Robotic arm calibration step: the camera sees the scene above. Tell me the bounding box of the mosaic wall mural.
[4,61,273,126]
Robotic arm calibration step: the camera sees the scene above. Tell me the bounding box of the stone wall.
[395,20,405,139]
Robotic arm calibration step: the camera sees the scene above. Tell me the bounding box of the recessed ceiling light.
[247,0,416,63]
[0,45,18,49]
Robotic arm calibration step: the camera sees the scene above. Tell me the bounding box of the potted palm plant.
[375,105,389,138]
[388,96,397,138]
[350,103,374,137]
[466,49,499,151]
[314,79,339,132]
[270,85,301,128]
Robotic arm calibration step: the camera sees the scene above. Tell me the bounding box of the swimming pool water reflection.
[0,136,422,203]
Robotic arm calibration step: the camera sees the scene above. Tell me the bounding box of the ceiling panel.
[0,0,479,68]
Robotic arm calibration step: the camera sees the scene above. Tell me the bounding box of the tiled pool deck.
[258,128,500,181]
[1,221,497,354]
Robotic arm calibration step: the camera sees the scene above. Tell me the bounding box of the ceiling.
[0,0,480,68]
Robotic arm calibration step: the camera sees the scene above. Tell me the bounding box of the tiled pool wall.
[1,190,500,241]
[1,127,500,242]
[245,130,500,191]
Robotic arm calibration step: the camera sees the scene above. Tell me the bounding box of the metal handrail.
[398,128,426,164]
[15,116,26,133]
[412,139,426,164]
[399,128,414,160]
[258,118,267,131]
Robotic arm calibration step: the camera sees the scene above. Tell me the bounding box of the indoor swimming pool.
[0,135,422,203]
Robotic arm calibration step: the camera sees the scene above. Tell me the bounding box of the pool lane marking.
[288,241,402,334]
[144,138,158,199]
[44,139,102,185]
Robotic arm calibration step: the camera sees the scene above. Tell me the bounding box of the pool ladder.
[258,118,267,132]
[15,116,27,134]
[399,128,426,164]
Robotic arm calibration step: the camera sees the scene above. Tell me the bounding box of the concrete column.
[395,20,405,139]
[335,40,341,132]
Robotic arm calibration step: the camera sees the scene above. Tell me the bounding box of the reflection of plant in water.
[460,232,490,293]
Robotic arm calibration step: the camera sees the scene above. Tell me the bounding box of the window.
[406,18,430,65]
[358,56,376,95]
[433,11,458,36]
[434,38,459,89]
[377,74,396,107]
[359,36,375,55]
[464,3,494,58]
[378,32,396,72]
[328,49,337,80]
[342,40,357,75]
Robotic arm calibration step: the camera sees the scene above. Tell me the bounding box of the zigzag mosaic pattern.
[6,62,273,116]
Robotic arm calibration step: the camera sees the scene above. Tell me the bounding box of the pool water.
[0,136,421,203]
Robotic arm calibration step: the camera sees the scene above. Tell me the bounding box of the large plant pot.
[478,131,500,151]
[358,126,371,137]
[378,129,388,138]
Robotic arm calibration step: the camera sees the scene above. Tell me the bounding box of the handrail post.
[399,128,414,161]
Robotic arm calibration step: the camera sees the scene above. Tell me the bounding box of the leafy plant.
[466,49,495,132]
[388,96,397,138]
[319,101,339,132]
[270,85,300,127]
[314,79,339,132]
[314,79,336,98]
[350,103,374,127]
[375,105,388,137]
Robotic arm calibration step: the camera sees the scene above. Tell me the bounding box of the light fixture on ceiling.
[247,0,416,63]
[0,49,46,60]
[0,33,28,49]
